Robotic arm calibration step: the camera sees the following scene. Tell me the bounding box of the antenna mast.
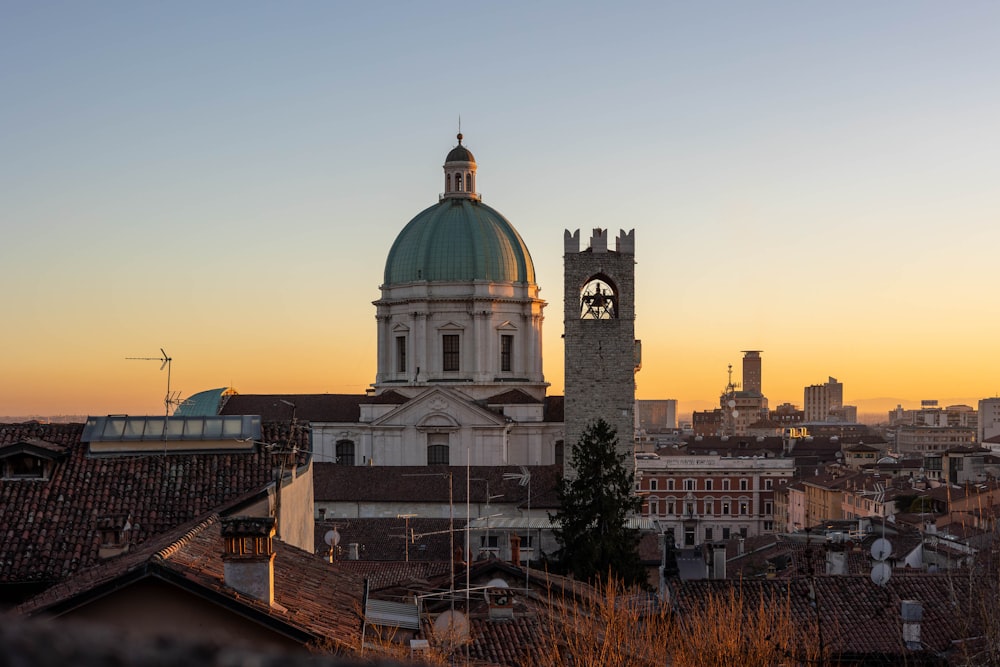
[126,348,180,416]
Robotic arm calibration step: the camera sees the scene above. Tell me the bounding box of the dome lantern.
[441,133,480,202]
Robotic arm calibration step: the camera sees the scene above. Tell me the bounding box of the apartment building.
[635,452,794,547]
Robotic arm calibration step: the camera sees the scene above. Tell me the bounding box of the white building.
[307,135,564,468]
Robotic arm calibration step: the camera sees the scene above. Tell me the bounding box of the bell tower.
[563,228,638,475]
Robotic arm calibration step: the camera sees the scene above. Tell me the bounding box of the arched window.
[580,276,618,319]
[455,173,463,192]
[427,444,450,465]
[554,440,564,468]
[336,440,355,466]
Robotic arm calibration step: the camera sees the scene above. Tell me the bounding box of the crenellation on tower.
[589,228,609,253]
[616,229,635,254]
[563,229,580,254]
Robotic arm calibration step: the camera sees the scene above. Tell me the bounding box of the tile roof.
[0,437,67,457]
[220,393,372,422]
[725,528,925,580]
[315,517,465,563]
[336,560,453,591]
[683,435,784,457]
[484,389,541,405]
[222,391,564,423]
[366,558,621,666]
[313,464,563,509]
[670,572,981,658]
[0,421,306,593]
[18,513,365,649]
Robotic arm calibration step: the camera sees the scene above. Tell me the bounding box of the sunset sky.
[3,2,999,420]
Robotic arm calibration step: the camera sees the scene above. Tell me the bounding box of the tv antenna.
[503,466,532,589]
[126,348,182,416]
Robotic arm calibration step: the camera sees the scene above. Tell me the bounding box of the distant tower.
[563,228,638,475]
[742,351,762,395]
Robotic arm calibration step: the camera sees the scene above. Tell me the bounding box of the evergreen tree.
[551,418,646,586]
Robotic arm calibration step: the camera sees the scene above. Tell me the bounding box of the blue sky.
[2,2,999,417]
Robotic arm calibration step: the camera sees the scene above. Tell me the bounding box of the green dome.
[384,198,536,285]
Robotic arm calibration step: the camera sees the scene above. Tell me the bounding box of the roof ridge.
[152,514,220,562]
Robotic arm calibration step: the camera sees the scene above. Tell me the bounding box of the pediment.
[371,387,507,428]
[496,320,518,331]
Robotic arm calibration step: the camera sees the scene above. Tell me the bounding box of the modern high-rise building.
[804,377,844,422]
[977,398,1000,445]
[741,351,762,395]
[637,399,678,432]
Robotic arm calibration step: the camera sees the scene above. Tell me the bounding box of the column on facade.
[375,313,390,383]
[527,312,543,380]
[414,310,427,382]
[472,307,489,382]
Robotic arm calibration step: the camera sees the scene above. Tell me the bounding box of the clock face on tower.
[580,278,617,320]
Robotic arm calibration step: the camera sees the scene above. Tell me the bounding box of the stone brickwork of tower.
[563,228,637,476]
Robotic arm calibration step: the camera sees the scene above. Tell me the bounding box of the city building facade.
[803,377,844,422]
[635,453,793,547]
[978,397,1000,446]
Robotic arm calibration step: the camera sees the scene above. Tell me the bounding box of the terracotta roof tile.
[220,394,369,422]
[314,464,563,509]
[19,514,365,648]
[672,573,979,658]
[315,518,463,563]
[484,390,541,405]
[336,560,453,591]
[0,422,304,594]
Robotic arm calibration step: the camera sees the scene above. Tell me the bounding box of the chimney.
[711,543,727,579]
[826,549,847,575]
[509,533,521,565]
[901,600,923,649]
[221,516,275,606]
[347,542,360,560]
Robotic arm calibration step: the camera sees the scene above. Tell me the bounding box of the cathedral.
[215,134,637,472]
[309,135,565,467]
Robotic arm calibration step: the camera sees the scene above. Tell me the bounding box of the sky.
[2,2,999,420]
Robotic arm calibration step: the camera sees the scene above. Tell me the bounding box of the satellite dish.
[870,538,892,561]
[434,610,469,641]
[870,561,891,586]
[732,411,739,418]
[324,528,341,547]
[728,400,736,408]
